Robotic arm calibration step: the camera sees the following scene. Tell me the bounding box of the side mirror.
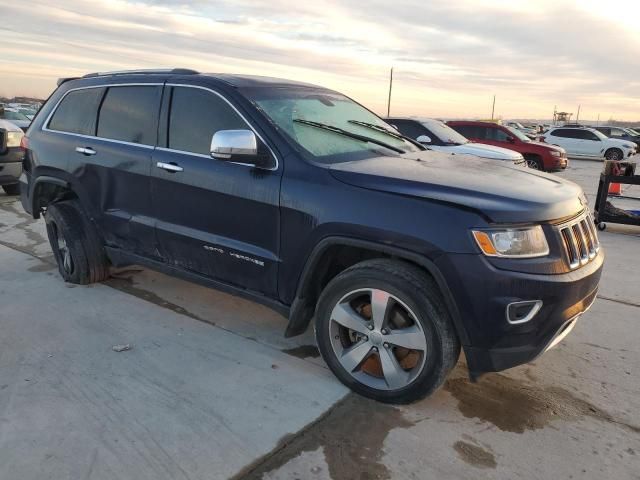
[507,137,515,143]
[416,135,432,144]
[210,129,274,169]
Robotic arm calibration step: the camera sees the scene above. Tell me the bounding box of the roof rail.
[82,68,199,79]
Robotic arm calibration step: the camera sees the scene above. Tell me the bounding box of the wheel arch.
[285,236,469,345]
[30,175,77,218]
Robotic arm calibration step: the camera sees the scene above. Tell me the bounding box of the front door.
[151,85,281,296]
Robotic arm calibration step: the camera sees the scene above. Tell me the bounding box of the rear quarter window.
[97,86,161,145]
[48,88,105,135]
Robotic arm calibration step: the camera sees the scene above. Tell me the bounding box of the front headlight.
[6,131,24,147]
[472,225,549,258]
[550,150,561,157]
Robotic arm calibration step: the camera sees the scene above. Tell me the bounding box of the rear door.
[150,84,281,296]
[548,129,580,154]
[47,83,161,258]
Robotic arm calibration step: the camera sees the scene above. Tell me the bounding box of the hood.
[328,151,585,223]
[530,140,566,154]
[0,119,22,132]
[607,138,636,149]
[450,142,523,161]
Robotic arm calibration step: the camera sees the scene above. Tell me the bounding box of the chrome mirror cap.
[416,135,432,144]
[211,130,258,159]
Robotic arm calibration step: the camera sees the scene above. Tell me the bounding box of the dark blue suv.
[20,69,604,403]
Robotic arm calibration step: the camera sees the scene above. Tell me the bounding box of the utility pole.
[576,105,581,123]
[386,67,393,117]
[596,114,600,127]
[491,95,496,120]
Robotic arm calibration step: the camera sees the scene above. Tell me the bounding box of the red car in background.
[447,121,568,172]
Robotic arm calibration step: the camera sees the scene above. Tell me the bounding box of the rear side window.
[97,86,161,145]
[48,88,105,135]
[167,87,247,155]
[551,129,576,138]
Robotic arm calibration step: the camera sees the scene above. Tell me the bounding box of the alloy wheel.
[328,288,427,391]
[526,159,540,170]
[54,223,73,274]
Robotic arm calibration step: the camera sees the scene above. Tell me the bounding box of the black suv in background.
[595,126,640,147]
[20,69,604,403]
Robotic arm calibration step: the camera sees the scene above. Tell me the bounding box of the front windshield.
[243,87,421,164]
[423,120,468,145]
[625,128,639,136]
[1,110,29,121]
[506,126,531,142]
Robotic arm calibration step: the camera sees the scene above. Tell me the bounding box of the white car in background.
[0,108,31,131]
[387,117,527,167]
[541,127,637,160]
[505,121,537,137]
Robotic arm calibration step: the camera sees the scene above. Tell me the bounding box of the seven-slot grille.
[559,211,600,270]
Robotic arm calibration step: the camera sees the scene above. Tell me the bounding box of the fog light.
[506,300,543,324]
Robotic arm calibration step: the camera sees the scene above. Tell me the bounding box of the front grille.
[558,211,600,269]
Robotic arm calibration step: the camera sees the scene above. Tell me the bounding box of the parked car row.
[16,68,604,403]
[0,107,31,131]
[390,118,567,171]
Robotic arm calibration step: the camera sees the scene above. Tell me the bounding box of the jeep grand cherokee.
[19,69,603,403]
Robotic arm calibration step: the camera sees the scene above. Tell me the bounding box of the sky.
[0,0,638,121]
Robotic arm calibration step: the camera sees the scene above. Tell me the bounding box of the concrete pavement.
[0,158,639,479]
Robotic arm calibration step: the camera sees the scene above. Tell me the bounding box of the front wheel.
[605,148,623,161]
[315,259,460,404]
[525,156,543,170]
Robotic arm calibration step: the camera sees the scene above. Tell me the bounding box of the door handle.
[75,146,96,156]
[156,161,183,173]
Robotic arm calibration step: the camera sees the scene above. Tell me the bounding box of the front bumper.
[435,248,604,374]
[0,147,23,185]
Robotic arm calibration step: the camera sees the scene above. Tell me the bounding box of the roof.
[208,74,324,89]
[77,68,324,89]
[446,120,506,127]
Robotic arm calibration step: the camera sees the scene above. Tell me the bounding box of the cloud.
[0,0,638,120]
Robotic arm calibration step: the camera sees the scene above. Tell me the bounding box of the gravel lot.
[0,159,638,479]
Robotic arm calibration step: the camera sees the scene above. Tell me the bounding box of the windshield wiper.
[293,119,405,154]
[347,120,407,140]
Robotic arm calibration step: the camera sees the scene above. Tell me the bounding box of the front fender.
[285,236,470,346]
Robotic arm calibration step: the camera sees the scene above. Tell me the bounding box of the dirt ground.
[0,158,638,479]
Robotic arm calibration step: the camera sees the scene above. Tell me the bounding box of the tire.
[524,155,543,170]
[604,148,623,161]
[2,184,20,195]
[44,200,110,284]
[315,259,460,404]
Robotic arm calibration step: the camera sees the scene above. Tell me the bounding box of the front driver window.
[168,87,248,156]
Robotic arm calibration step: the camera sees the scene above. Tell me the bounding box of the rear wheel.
[315,259,460,403]
[605,148,623,161]
[2,184,20,195]
[44,200,110,284]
